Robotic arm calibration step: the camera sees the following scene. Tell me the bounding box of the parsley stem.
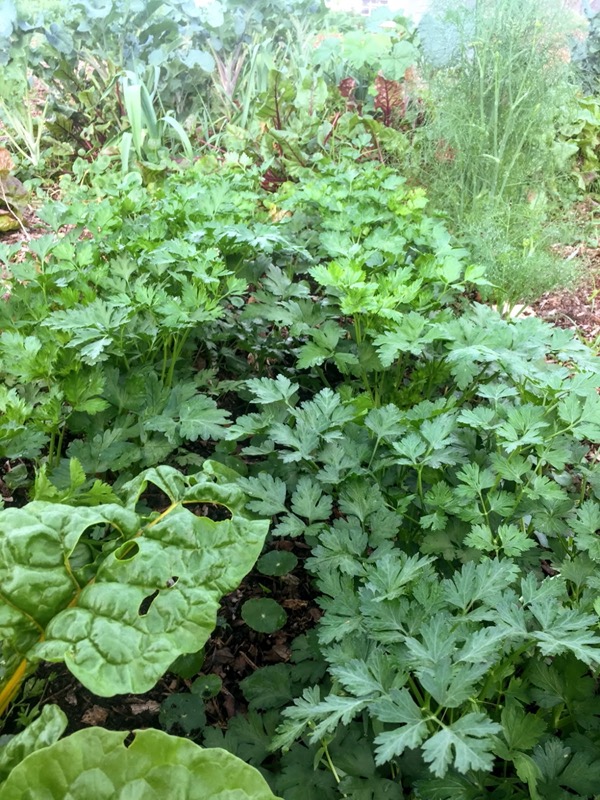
[160,337,170,383]
[367,437,381,471]
[321,740,345,791]
[407,674,425,707]
[416,467,424,503]
[55,421,67,466]
[48,429,56,467]
[478,489,491,528]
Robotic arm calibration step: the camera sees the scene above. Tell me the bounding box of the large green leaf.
[0,727,282,799]
[0,705,67,783]
[0,463,269,701]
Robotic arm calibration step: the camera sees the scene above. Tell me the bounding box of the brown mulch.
[529,243,600,343]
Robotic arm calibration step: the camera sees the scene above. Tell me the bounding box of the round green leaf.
[191,673,222,700]
[0,728,282,799]
[159,694,206,734]
[257,550,298,577]
[169,649,205,679]
[241,598,287,634]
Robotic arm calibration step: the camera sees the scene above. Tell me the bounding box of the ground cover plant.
[1,0,600,798]
[0,162,304,472]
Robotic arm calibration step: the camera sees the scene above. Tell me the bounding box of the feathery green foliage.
[416,0,580,301]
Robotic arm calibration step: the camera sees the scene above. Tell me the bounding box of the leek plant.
[120,68,193,171]
[0,61,48,168]
[0,97,48,169]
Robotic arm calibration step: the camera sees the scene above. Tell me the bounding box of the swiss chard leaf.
[0,728,281,799]
[0,463,269,702]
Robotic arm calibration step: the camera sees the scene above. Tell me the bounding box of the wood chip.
[81,705,109,725]
[129,700,161,715]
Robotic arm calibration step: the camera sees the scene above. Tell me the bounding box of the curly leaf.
[0,705,67,783]
[373,74,405,127]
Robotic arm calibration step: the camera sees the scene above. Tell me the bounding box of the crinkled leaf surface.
[0,705,67,783]
[0,727,282,799]
[0,463,269,698]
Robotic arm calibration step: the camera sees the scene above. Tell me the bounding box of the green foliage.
[244,161,486,405]
[257,550,298,576]
[32,458,118,506]
[15,0,65,20]
[16,0,221,152]
[458,204,581,303]
[202,9,420,177]
[418,0,575,209]
[223,19,420,179]
[0,704,67,783]
[0,726,282,798]
[242,598,288,633]
[0,462,269,707]
[0,164,296,475]
[160,666,225,729]
[1,138,599,798]
[160,693,207,734]
[309,13,418,124]
[557,93,600,195]
[224,298,600,793]
[1,0,330,169]
[120,69,194,173]
[572,4,600,95]
[2,0,420,178]
[193,673,223,700]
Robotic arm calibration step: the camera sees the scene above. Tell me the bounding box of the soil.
[529,242,600,343]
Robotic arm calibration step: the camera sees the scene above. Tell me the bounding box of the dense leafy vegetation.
[1,0,600,797]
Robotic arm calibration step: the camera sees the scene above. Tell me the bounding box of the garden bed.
[2,0,600,798]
